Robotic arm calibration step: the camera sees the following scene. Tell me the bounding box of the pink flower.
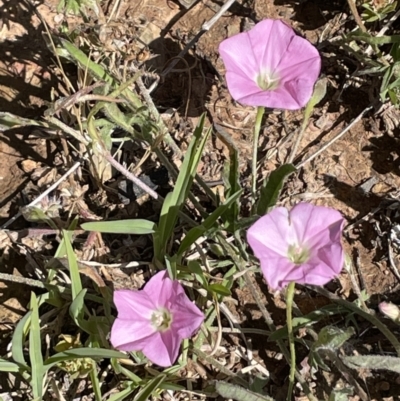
[219,19,321,110]
[110,271,204,367]
[247,203,344,290]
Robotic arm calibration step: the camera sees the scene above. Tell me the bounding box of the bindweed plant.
[2,2,400,401]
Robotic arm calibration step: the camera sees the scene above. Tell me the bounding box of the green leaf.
[44,348,126,370]
[215,381,275,401]
[0,359,22,372]
[347,31,400,46]
[177,190,242,256]
[342,354,400,373]
[165,254,177,281]
[0,112,50,130]
[313,326,355,352]
[222,137,241,231]
[155,114,210,261]
[111,359,142,384]
[81,219,156,235]
[268,305,341,341]
[29,293,45,399]
[133,375,166,401]
[89,361,103,401]
[208,283,231,297]
[187,260,208,288]
[107,382,137,401]
[12,311,31,369]
[63,230,83,301]
[69,289,88,332]
[256,164,296,215]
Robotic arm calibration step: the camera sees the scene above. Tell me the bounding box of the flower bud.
[379,302,400,323]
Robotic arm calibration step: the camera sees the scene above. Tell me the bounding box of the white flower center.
[256,70,280,91]
[287,244,310,264]
[151,308,173,332]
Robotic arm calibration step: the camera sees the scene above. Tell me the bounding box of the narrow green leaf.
[69,289,88,331]
[82,219,156,235]
[348,31,400,46]
[63,230,83,300]
[111,359,142,384]
[178,190,242,256]
[342,354,400,373]
[165,254,177,281]
[221,127,241,231]
[208,283,231,297]
[0,359,21,372]
[90,362,103,401]
[29,293,45,399]
[215,381,275,401]
[61,40,141,109]
[256,164,296,215]
[133,375,166,401]
[156,114,210,261]
[43,348,126,370]
[187,260,208,287]
[107,382,137,401]
[12,311,31,369]
[0,112,50,130]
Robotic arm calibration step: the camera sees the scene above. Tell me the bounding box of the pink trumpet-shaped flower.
[219,19,321,110]
[247,203,344,291]
[110,271,204,367]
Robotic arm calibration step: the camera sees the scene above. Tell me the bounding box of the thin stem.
[252,107,265,197]
[286,282,296,401]
[217,234,318,401]
[104,153,159,199]
[346,0,367,32]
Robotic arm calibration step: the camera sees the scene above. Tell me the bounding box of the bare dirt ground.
[2,0,400,399]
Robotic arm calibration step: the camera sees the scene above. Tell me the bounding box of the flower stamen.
[151,308,173,332]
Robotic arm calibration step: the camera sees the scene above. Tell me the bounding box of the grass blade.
[256,164,296,215]
[155,114,210,261]
[63,229,83,299]
[44,348,126,370]
[177,190,242,257]
[81,219,156,235]
[0,359,22,372]
[12,311,31,369]
[133,375,166,401]
[29,293,45,399]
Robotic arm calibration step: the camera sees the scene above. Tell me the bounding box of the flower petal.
[289,203,344,248]
[247,207,298,257]
[113,289,154,320]
[258,253,300,290]
[170,292,204,339]
[248,19,296,75]
[142,270,176,308]
[219,30,259,81]
[141,330,181,367]
[110,317,155,352]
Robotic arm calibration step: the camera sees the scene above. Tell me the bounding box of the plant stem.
[346,0,367,32]
[252,106,265,198]
[286,282,296,401]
